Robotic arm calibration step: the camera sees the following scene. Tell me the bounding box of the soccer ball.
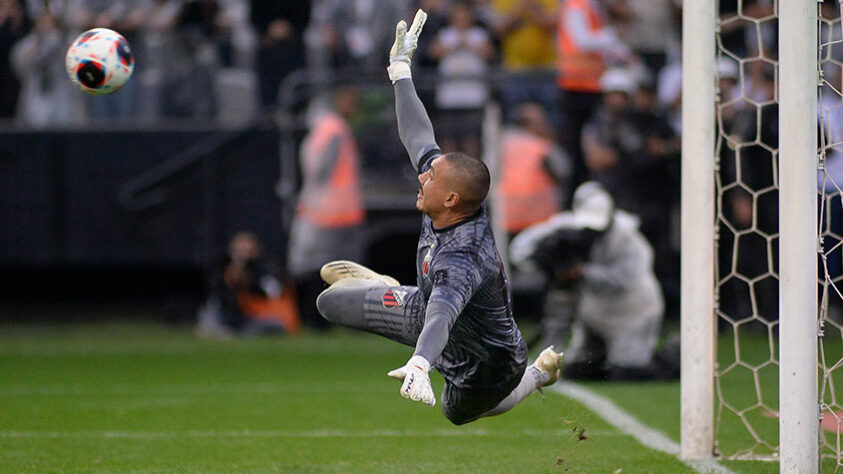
[65,28,134,96]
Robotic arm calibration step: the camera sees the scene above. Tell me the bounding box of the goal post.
[680,0,716,460]
[778,2,819,472]
[681,0,825,468]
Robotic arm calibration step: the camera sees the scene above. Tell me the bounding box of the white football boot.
[534,345,565,386]
[320,260,400,287]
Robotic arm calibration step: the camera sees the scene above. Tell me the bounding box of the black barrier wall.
[0,128,284,267]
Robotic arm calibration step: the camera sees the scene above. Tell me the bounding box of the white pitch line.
[551,382,734,474]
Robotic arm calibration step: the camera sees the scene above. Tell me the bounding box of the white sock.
[480,365,550,418]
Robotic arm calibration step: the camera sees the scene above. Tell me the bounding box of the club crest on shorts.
[382,289,407,309]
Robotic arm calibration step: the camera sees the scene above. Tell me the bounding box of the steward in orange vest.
[499,103,571,234]
[287,86,366,330]
[557,0,606,93]
[555,0,630,194]
[296,111,365,228]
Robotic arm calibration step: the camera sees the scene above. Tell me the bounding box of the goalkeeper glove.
[387,9,427,83]
[387,355,436,407]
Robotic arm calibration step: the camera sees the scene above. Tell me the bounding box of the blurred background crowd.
[0,0,803,353]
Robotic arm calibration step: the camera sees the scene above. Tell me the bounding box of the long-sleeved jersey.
[394,78,527,387]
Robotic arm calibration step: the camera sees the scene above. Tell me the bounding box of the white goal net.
[706,0,843,468]
[713,0,780,460]
[818,2,843,469]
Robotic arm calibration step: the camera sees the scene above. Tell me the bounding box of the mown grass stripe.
[0,428,623,439]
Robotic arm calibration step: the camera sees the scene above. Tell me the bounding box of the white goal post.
[680,0,820,471]
[680,0,716,461]
[777,2,818,472]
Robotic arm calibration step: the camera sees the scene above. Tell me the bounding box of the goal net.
[818,2,843,468]
[713,0,781,460]
[682,0,843,472]
[684,0,843,468]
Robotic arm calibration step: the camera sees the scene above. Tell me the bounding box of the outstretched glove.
[387,9,427,83]
[387,355,436,406]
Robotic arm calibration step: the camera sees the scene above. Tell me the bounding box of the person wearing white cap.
[510,181,670,380]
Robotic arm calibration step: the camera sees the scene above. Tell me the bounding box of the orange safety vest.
[499,130,561,233]
[297,113,365,228]
[556,0,606,93]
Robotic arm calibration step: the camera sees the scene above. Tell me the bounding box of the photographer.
[197,232,300,337]
[510,181,675,380]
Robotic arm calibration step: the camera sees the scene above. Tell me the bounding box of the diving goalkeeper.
[315,9,563,425]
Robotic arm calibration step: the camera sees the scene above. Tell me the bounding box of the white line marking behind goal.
[551,382,734,474]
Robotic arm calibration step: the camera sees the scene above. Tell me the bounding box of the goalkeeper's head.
[416,152,490,222]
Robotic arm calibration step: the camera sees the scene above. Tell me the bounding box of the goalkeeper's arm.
[389,9,438,172]
[387,287,462,408]
[394,80,439,172]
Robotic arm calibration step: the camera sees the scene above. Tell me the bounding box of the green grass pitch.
[0,318,820,472]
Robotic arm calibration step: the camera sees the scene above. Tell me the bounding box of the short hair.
[442,152,490,210]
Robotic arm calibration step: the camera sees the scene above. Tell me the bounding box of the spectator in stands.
[250,1,309,109]
[581,68,677,267]
[307,0,409,75]
[580,68,640,200]
[206,0,260,125]
[655,56,741,137]
[490,0,559,127]
[197,231,300,337]
[555,0,633,194]
[11,3,85,127]
[429,0,495,158]
[606,0,680,78]
[136,0,223,120]
[413,0,449,69]
[176,0,224,117]
[630,74,680,317]
[510,181,674,380]
[0,0,28,119]
[287,85,366,330]
[211,0,255,69]
[137,0,188,120]
[655,56,681,135]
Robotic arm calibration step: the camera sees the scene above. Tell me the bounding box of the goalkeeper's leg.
[440,346,563,424]
[316,278,424,346]
[478,346,564,419]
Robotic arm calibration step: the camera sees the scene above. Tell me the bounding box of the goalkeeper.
[315,9,564,425]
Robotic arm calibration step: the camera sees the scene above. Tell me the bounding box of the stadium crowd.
[0,0,794,360]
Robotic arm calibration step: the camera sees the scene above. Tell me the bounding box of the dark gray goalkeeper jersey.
[394,77,527,392]
[415,155,528,388]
